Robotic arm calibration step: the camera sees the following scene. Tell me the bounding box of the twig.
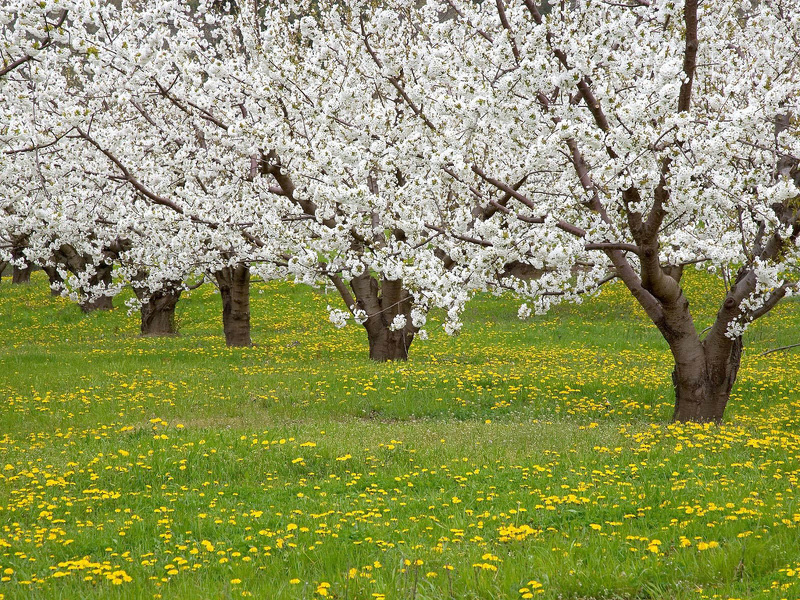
[760,342,800,357]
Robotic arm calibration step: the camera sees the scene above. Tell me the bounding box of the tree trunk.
[11,263,32,284]
[671,337,742,423]
[617,254,745,423]
[78,263,114,312]
[138,288,181,336]
[365,323,414,361]
[346,273,419,362]
[10,242,32,284]
[215,264,251,347]
[80,294,113,312]
[42,266,63,296]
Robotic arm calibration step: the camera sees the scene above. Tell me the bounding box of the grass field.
[1,271,800,600]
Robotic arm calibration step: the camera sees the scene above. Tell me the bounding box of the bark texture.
[11,263,32,284]
[365,323,414,361]
[617,248,748,423]
[77,263,114,312]
[11,242,32,284]
[671,337,742,422]
[51,244,117,312]
[345,273,418,362]
[214,264,251,347]
[135,284,182,336]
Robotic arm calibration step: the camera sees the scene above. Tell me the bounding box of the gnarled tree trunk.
[344,272,418,362]
[51,244,116,312]
[48,244,114,313]
[365,321,415,361]
[671,336,742,423]
[611,243,751,424]
[11,264,32,284]
[10,239,32,284]
[625,259,753,423]
[134,284,182,336]
[214,264,251,347]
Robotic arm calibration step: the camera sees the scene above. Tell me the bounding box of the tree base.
[367,329,413,361]
[216,265,252,347]
[140,295,180,336]
[42,266,63,296]
[12,265,32,284]
[671,338,742,423]
[80,296,113,312]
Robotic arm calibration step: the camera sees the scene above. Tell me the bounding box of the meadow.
[1,272,799,600]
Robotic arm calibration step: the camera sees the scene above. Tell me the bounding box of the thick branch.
[328,274,356,313]
[77,129,268,249]
[748,284,789,321]
[470,165,587,237]
[260,153,337,230]
[495,0,520,63]
[77,128,186,215]
[678,0,699,113]
[584,242,641,255]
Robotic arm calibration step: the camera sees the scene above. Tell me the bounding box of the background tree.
[3,0,462,358]
[1,0,285,343]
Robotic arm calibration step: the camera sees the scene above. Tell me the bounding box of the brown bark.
[365,323,414,361]
[11,263,32,284]
[612,243,747,423]
[78,263,114,312]
[42,266,63,296]
[608,266,744,423]
[499,260,545,281]
[135,285,182,336]
[79,293,113,312]
[347,272,418,362]
[214,264,251,347]
[11,242,32,284]
[671,335,742,423]
[50,244,118,312]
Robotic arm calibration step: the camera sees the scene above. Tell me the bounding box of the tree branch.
[0,10,68,78]
[76,128,269,249]
[470,165,587,237]
[678,0,699,113]
[495,0,521,63]
[760,342,800,357]
[425,222,493,247]
[359,13,437,131]
[328,274,356,313]
[584,242,641,255]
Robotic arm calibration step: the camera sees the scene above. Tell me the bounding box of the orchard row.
[2,0,799,421]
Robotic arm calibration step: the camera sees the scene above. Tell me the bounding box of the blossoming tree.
[331,0,800,420]
[2,0,463,357]
[1,0,274,337]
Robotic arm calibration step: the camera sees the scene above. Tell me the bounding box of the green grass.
[1,271,799,599]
